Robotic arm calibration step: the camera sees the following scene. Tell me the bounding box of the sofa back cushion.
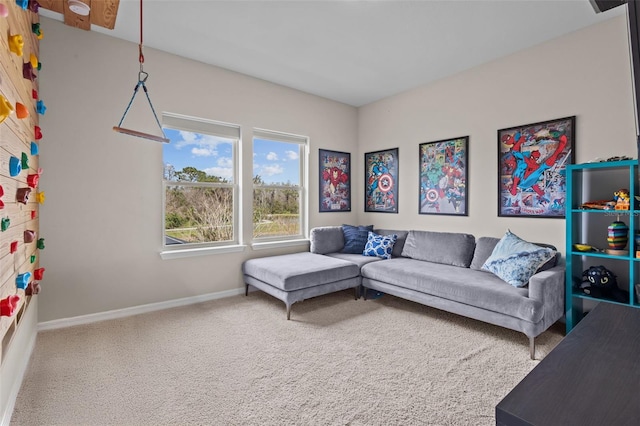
[470,236,559,272]
[342,224,374,254]
[374,229,408,258]
[401,230,475,267]
[310,226,344,254]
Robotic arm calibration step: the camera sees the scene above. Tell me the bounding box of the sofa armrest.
[528,265,565,326]
[310,226,345,254]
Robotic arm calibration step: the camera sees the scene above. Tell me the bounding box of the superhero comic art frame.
[498,116,575,218]
[419,136,468,216]
[319,149,351,212]
[365,148,399,213]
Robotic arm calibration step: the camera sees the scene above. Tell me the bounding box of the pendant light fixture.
[113,0,169,143]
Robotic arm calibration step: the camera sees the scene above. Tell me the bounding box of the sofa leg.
[245,283,249,296]
[363,288,367,301]
[529,336,535,360]
[354,287,359,300]
[286,304,291,320]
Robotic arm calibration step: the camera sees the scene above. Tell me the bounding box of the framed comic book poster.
[419,136,468,216]
[365,148,398,213]
[498,116,575,218]
[319,149,351,212]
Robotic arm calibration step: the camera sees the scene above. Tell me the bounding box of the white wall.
[38,18,358,322]
[358,14,636,253]
[38,14,636,322]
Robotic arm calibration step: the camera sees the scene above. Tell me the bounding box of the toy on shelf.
[8,34,24,56]
[0,95,13,123]
[35,191,45,204]
[33,267,44,280]
[16,272,31,290]
[26,281,40,296]
[36,100,46,115]
[16,187,31,204]
[0,295,20,317]
[606,218,629,255]
[37,238,44,249]
[34,125,42,139]
[575,265,629,303]
[9,156,21,176]
[10,241,17,253]
[15,102,28,119]
[1,217,9,231]
[24,230,35,243]
[614,188,630,210]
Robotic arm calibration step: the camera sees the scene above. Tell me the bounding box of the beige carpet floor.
[10,290,564,426]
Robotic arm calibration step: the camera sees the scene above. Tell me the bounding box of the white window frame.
[160,112,244,259]
[251,128,308,248]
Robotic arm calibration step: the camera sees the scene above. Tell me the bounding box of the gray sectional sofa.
[243,226,565,359]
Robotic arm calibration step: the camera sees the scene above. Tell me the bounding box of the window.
[252,129,307,241]
[162,113,240,250]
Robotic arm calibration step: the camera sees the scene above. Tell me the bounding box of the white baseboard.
[38,288,245,331]
[1,298,38,426]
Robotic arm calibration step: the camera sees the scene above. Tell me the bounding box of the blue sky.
[163,129,300,185]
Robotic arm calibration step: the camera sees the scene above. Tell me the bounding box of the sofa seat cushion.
[326,252,383,269]
[243,252,359,291]
[361,258,543,323]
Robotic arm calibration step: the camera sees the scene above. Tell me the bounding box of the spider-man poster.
[365,148,399,213]
[319,149,351,212]
[419,137,468,216]
[498,116,575,218]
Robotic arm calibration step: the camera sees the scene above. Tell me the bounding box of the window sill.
[251,239,310,251]
[160,244,247,260]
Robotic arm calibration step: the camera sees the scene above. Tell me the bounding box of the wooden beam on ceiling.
[39,0,120,31]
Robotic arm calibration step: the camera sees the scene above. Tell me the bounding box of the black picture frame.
[498,116,575,218]
[419,136,468,216]
[364,148,399,213]
[319,149,351,212]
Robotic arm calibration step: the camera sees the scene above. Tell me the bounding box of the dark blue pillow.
[342,224,374,254]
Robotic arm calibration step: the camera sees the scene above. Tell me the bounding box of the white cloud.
[204,167,233,180]
[266,152,278,161]
[191,147,217,157]
[261,164,284,176]
[284,150,299,160]
[217,157,233,167]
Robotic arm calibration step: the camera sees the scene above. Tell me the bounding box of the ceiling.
[39,0,626,107]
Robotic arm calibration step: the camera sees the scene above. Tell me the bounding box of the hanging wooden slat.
[37,0,65,14]
[90,0,120,30]
[113,127,170,144]
[63,0,91,31]
[39,0,120,30]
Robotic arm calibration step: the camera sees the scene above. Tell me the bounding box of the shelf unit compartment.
[565,160,639,332]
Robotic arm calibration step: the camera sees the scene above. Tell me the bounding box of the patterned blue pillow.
[481,230,556,287]
[363,231,398,259]
[342,224,374,254]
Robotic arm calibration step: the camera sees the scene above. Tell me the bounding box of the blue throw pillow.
[363,231,398,259]
[481,230,556,288]
[342,224,374,254]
